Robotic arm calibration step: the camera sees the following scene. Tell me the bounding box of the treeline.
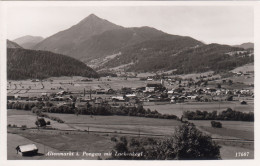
[7,48,99,80]
[183,108,254,121]
[7,101,178,120]
[103,43,253,74]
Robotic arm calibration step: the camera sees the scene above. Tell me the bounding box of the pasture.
[189,120,254,140]
[44,112,181,135]
[7,109,74,130]
[7,109,181,135]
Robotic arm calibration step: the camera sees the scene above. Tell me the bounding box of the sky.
[5,4,254,45]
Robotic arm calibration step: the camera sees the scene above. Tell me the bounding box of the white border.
[1,1,259,166]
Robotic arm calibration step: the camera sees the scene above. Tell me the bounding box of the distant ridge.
[233,42,254,49]
[14,35,44,49]
[7,40,23,49]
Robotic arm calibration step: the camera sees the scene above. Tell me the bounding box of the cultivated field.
[7,77,154,97]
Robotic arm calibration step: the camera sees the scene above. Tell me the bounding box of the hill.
[233,42,254,49]
[14,35,44,49]
[73,26,178,61]
[7,48,99,80]
[33,14,203,62]
[102,43,254,73]
[7,40,23,49]
[33,14,123,58]
[30,14,254,74]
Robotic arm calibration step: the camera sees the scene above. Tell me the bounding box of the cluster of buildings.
[7,74,254,108]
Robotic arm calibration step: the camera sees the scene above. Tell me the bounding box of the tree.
[211,121,222,128]
[217,83,221,89]
[110,124,221,160]
[163,124,221,159]
[228,79,233,85]
[35,118,47,127]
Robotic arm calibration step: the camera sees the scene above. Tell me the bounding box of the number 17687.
[235,152,249,157]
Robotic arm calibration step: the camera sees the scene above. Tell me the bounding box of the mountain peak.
[88,13,99,18]
[79,14,103,24]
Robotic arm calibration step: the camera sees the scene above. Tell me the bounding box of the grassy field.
[231,63,254,73]
[7,77,152,97]
[7,109,181,135]
[7,109,74,130]
[45,112,181,135]
[7,109,254,160]
[7,131,114,160]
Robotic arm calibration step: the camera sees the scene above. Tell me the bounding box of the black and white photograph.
[0,0,259,164]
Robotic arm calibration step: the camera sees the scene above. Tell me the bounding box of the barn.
[16,144,38,156]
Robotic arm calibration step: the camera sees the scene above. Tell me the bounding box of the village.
[7,69,254,114]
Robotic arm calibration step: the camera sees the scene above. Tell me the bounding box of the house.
[145,83,163,92]
[126,94,137,98]
[95,97,103,105]
[96,89,107,94]
[7,95,15,100]
[56,91,68,95]
[112,96,128,102]
[167,90,174,95]
[16,144,38,156]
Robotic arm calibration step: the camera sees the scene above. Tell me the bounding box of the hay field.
[45,113,181,136]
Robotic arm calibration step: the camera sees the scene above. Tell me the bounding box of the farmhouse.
[145,83,163,92]
[16,144,38,156]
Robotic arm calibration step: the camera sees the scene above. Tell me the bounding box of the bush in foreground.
[109,124,221,160]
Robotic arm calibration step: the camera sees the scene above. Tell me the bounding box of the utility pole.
[90,89,92,100]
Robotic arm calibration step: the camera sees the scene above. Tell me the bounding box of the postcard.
[0,1,259,166]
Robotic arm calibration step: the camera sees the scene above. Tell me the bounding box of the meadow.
[7,109,254,160]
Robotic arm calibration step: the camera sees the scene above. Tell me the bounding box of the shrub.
[35,118,47,127]
[111,136,117,142]
[211,121,222,128]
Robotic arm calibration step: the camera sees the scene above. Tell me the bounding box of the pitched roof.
[18,144,38,152]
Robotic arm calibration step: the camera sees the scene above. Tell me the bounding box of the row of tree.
[7,101,178,120]
[183,108,254,121]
